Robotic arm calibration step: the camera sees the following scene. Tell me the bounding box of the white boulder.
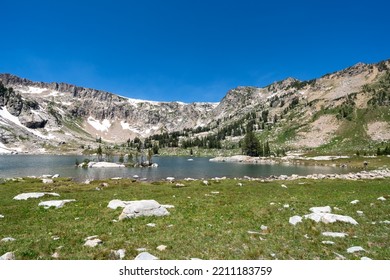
[83,236,102,247]
[0,252,15,260]
[309,206,332,213]
[347,246,365,253]
[1,237,16,242]
[111,249,126,260]
[322,232,348,238]
[134,252,158,260]
[304,213,358,225]
[38,199,76,209]
[42,178,54,184]
[107,199,130,210]
[13,192,60,200]
[350,200,359,204]
[289,215,302,225]
[118,200,170,220]
[377,196,386,201]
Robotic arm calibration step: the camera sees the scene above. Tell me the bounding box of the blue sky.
[1,0,389,102]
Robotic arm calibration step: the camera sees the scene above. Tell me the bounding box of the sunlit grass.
[0,177,389,260]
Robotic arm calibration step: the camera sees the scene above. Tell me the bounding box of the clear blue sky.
[1,0,389,102]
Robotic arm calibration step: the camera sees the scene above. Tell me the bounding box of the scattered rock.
[51,252,60,259]
[84,180,91,184]
[133,175,139,179]
[101,183,109,187]
[379,220,390,224]
[111,177,122,180]
[136,248,147,252]
[260,225,268,231]
[350,200,360,205]
[211,191,219,194]
[304,213,358,225]
[107,199,129,210]
[309,206,332,213]
[166,177,175,182]
[52,174,60,178]
[156,245,167,251]
[134,252,158,260]
[347,246,365,253]
[283,204,289,208]
[289,215,302,225]
[84,237,102,247]
[118,200,170,220]
[202,180,209,185]
[160,204,175,209]
[52,236,60,241]
[110,249,126,260]
[281,184,288,188]
[322,241,335,245]
[13,192,60,200]
[0,252,15,260]
[237,183,243,187]
[38,199,76,209]
[322,232,348,238]
[146,223,156,227]
[42,178,54,184]
[356,210,364,215]
[175,183,185,187]
[1,237,16,242]
[334,252,346,260]
[190,258,202,260]
[361,257,372,260]
[0,214,4,218]
[377,196,386,201]
[247,230,261,235]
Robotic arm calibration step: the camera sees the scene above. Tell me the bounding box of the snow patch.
[87,116,111,132]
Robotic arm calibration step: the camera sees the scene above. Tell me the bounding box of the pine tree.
[242,130,261,157]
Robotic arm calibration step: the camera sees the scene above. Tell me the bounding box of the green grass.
[0,178,389,260]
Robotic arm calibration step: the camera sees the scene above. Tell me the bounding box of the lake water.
[0,155,348,181]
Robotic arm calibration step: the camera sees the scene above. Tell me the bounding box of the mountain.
[1,59,389,155]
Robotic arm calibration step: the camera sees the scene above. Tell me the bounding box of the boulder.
[1,237,16,242]
[309,206,332,213]
[110,249,126,260]
[304,213,358,225]
[134,252,158,260]
[289,215,302,225]
[13,192,60,200]
[83,236,102,247]
[42,178,54,184]
[118,200,170,220]
[322,232,348,238]
[38,199,76,209]
[347,246,365,253]
[0,252,15,260]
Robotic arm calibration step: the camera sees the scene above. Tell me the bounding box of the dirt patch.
[367,121,390,141]
[292,115,340,148]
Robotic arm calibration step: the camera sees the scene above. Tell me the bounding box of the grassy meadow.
[0,177,389,260]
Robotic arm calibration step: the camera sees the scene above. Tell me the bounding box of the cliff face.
[0,58,389,154]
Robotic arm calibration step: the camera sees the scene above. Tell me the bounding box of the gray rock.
[1,237,16,242]
[13,192,60,200]
[38,199,76,209]
[0,252,15,260]
[42,178,54,184]
[134,252,158,260]
[118,200,170,220]
[110,249,126,260]
[347,246,365,253]
[304,213,358,225]
[289,215,302,225]
[84,238,102,247]
[309,206,332,213]
[322,232,348,238]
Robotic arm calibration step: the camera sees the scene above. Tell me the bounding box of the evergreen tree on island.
[242,130,262,157]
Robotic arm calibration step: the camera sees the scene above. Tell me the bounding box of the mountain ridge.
[1,58,389,155]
